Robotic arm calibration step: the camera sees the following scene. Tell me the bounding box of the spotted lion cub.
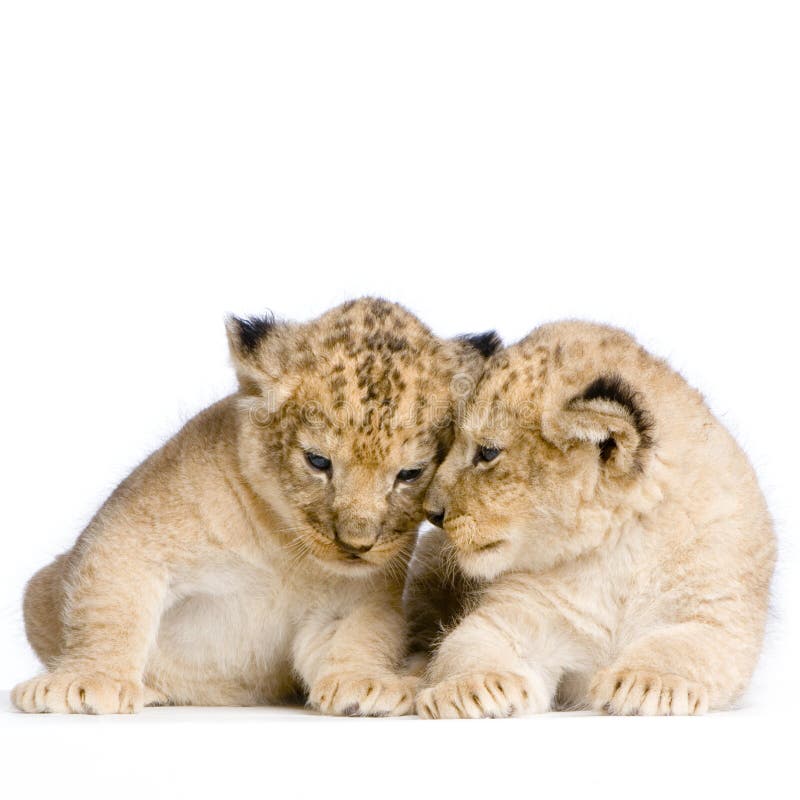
[413,321,775,717]
[13,298,498,715]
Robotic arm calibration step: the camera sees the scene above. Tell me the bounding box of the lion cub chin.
[408,321,775,718]
[12,298,499,715]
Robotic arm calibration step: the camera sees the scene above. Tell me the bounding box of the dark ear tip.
[576,373,655,444]
[458,330,502,358]
[228,311,276,354]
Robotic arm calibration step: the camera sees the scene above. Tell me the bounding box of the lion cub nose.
[334,536,374,555]
[426,509,445,528]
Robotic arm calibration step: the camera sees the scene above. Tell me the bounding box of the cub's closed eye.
[305,451,332,471]
[476,445,501,463]
[397,467,424,483]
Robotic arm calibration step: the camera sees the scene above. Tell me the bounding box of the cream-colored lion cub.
[12,298,498,715]
[413,321,775,717]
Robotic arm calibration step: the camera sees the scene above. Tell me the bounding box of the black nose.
[426,510,445,528]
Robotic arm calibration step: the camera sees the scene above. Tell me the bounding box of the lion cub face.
[228,298,499,577]
[425,322,655,580]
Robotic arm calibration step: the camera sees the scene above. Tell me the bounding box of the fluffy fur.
[409,320,776,717]
[13,298,496,715]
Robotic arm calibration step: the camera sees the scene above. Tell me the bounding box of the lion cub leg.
[589,621,752,715]
[22,556,68,671]
[417,592,568,719]
[13,528,169,715]
[294,600,418,717]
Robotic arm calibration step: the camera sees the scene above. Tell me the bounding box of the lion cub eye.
[305,451,332,472]
[476,445,501,463]
[396,467,424,483]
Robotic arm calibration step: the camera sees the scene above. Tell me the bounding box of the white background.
[1,2,798,798]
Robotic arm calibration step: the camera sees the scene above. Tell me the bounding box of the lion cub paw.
[590,668,709,715]
[12,671,145,714]
[417,671,541,719]
[309,673,418,717]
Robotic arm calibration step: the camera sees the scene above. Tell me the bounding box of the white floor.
[1,687,795,800]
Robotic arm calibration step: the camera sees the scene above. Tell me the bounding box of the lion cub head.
[228,297,500,577]
[425,320,658,581]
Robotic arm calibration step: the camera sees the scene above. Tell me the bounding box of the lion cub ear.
[226,313,298,410]
[542,374,654,473]
[447,330,502,401]
[456,330,503,359]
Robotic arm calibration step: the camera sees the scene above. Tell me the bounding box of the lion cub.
[412,321,775,717]
[13,298,498,715]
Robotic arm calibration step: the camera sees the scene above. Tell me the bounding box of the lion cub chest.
[152,555,312,695]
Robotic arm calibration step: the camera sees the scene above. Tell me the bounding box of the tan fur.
[12,298,490,715]
[411,321,776,717]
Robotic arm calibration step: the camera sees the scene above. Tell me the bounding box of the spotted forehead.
[344,422,445,463]
[316,298,437,356]
[463,343,556,436]
[294,299,454,441]
[475,344,547,403]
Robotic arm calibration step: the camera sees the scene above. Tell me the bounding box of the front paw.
[309,673,418,717]
[12,671,144,714]
[590,668,709,715]
[417,671,542,719]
